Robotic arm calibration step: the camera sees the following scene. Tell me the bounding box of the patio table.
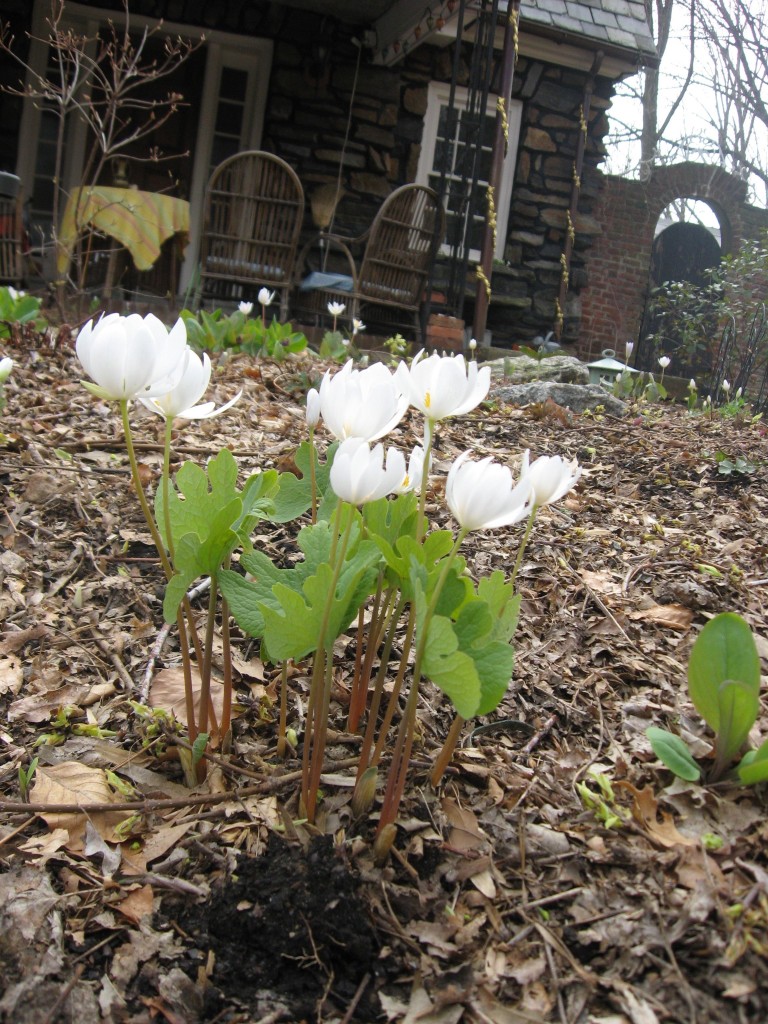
[56,186,190,294]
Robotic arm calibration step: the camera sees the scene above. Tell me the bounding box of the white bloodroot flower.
[140,348,241,420]
[446,451,533,532]
[76,312,187,402]
[520,451,582,509]
[318,360,408,442]
[330,437,406,505]
[395,349,490,422]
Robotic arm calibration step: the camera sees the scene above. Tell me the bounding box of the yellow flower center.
[424,390,431,409]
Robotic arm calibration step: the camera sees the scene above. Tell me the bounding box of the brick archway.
[578,162,762,360]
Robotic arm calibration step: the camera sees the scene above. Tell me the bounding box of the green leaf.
[269,441,335,523]
[688,613,760,732]
[715,680,760,765]
[646,727,701,781]
[259,539,381,661]
[415,572,518,720]
[220,520,338,643]
[478,572,521,643]
[421,613,481,719]
[157,451,276,623]
[738,737,768,785]
[364,492,419,545]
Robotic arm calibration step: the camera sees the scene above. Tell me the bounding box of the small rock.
[489,354,590,385]
[496,381,628,416]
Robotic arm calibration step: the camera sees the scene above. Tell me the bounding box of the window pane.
[215,99,245,135]
[220,67,247,100]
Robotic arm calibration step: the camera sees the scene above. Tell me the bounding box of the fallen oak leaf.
[615,781,696,848]
[30,761,131,850]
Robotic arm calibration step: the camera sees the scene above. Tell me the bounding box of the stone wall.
[5,0,619,347]
[265,36,615,347]
[579,162,768,362]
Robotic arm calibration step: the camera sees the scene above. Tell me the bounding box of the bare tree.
[605,1,695,176]
[693,0,768,203]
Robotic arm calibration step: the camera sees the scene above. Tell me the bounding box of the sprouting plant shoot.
[647,613,768,786]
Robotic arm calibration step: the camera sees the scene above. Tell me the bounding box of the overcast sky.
[603,2,768,213]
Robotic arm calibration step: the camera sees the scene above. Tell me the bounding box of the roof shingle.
[518,0,657,58]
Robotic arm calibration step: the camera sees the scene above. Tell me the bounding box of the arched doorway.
[636,202,724,378]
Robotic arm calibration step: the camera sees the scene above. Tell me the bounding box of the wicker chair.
[0,193,25,288]
[294,184,444,340]
[199,151,305,319]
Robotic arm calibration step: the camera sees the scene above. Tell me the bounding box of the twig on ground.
[88,624,135,690]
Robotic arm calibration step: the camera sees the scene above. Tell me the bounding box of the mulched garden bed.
[1,335,767,1023]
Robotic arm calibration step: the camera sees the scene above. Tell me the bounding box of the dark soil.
[168,835,378,1021]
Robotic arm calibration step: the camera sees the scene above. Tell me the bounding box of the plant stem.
[355,593,406,783]
[120,400,173,579]
[197,571,218,737]
[430,713,466,787]
[416,419,435,542]
[277,661,288,759]
[309,428,318,524]
[302,501,355,821]
[376,530,466,836]
[370,604,415,770]
[162,417,175,561]
[347,574,389,733]
[220,594,233,746]
[509,505,538,588]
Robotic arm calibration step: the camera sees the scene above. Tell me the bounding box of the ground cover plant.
[0,299,767,1022]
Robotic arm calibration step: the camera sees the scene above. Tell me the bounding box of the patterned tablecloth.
[57,187,190,275]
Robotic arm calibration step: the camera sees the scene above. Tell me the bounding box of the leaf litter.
[0,337,767,1021]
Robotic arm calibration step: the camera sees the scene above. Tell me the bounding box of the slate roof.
[518,0,657,60]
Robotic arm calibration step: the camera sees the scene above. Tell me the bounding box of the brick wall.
[579,162,768,361]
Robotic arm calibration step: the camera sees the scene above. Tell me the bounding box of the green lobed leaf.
[415,572,518,720]
[477,572,521,643]
[259,539,381,661]
[220,520,338,642]
[688,613,760,733]
[269,440,335,523]
[421,613,481,719]
[646,727,701,781]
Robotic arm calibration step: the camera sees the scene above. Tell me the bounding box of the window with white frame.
[416,81,522,262]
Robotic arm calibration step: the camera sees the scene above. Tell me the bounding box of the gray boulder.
[488,354,590,385]
[495,380,628,416]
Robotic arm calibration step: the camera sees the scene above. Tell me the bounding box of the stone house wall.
[579,162,768,362]
[265,32,616,348]
[3,0,621,347]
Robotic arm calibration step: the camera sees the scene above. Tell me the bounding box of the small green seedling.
[576,768,630,829]
[18,757,39,801]
[647,612,767,785]
[714,451,756,478]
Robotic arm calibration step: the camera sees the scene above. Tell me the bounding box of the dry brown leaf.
[149,666,226,727]
[473,987,548,1023]
[628,603,694,631]
[0,652,22,695]
[581,569,623,596]
[442,797,486,852]
[616,781,696,848]
[470,867,497,899]
[114,884,155,925]
[9,682,90,722]
[30,761,129,850]
[121,821,193,877]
